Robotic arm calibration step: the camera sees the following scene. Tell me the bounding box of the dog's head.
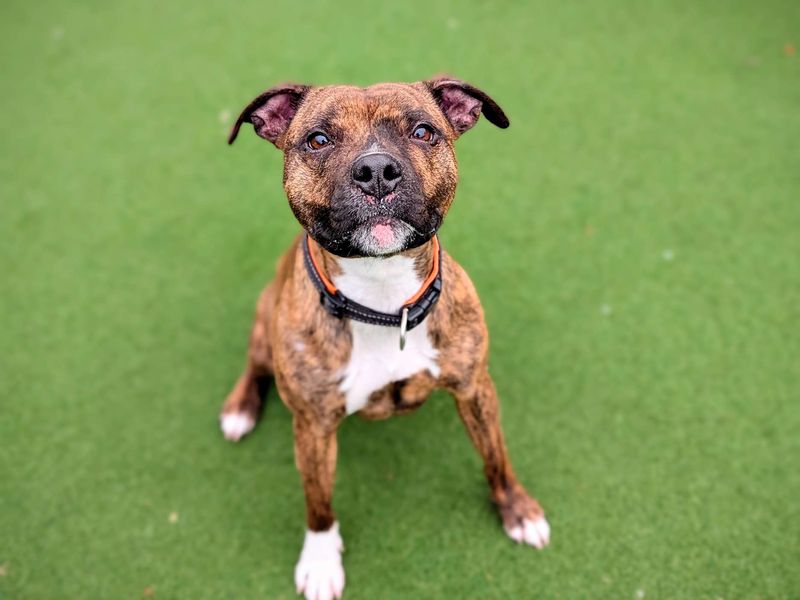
[229,78,509,257]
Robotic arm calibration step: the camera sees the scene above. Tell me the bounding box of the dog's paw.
[505,515,550,549]
[219,411,255,442]
[295,522,345,600]
[497,485,550,550]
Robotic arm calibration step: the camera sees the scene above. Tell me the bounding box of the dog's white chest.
[340,320,439,414]
[333,255,440,415]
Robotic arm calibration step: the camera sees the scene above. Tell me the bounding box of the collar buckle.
[320,290,347,319]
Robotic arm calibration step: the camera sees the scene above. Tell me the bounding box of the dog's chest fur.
[333,255,440,415]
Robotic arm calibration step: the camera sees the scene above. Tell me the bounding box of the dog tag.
[399,307,409,351]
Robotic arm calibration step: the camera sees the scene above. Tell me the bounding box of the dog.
[222,77,549,600]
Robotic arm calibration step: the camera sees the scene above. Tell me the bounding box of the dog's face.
[229,78,509,257]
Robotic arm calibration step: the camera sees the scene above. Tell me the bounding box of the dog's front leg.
[292,415,345,600]
[452,368,551,549]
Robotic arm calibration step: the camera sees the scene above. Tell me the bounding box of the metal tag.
[399,307,409,351]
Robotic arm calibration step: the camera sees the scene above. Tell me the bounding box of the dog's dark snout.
[351,153,402,199]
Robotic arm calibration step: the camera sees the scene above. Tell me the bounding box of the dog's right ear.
[424,77,509,137]
[228,84,309,147]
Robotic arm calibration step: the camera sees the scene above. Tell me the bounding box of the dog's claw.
[507,525,524,543]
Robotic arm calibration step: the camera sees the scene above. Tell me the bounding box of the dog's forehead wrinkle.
[360,141,382,154]
[302,84,436,126]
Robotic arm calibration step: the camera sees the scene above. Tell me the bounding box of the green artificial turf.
[2,0,799,598]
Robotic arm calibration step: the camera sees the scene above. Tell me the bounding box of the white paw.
[294,522,345,600]
[220,412,255,441]
[505,516,551,549]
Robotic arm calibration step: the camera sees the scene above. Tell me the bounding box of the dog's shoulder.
[428,251,490,386]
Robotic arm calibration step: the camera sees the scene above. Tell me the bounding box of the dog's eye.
[411,124,435,143]
[307,132,331,150]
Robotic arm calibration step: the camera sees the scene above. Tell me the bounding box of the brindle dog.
[223,78,549,600]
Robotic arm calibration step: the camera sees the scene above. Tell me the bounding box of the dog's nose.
[351,153,402,200]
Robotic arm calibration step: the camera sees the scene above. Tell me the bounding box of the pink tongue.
[371,223,395,246]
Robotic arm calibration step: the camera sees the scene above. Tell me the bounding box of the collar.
[302,233,442,348]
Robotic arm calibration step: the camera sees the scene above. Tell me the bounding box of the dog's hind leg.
[219,282,276,441]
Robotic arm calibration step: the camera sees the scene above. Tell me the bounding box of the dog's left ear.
[228,83,309,146]
[425,77,509,136]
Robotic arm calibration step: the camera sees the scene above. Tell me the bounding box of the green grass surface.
[2,1,799,598]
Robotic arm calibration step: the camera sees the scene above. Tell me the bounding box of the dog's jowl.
[223,78,549,600]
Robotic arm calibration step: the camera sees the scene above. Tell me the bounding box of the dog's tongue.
[371,223,395,247]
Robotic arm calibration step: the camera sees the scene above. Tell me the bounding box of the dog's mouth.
[306,188,442,258]
[310,214,438,258]
[349,216,417,256]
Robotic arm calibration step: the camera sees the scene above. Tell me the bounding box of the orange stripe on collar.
[305,235,338,295]
[402,235,440,306]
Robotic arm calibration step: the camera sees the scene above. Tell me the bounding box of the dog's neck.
[314,241,436,314]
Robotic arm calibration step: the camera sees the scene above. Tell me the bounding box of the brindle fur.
[222,79,545,535]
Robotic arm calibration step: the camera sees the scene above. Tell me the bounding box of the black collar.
[302,234,443,340]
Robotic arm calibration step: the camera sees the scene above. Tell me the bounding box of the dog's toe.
[505,516,550,549]
[295,522,345,600]
[220,412,255,442]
